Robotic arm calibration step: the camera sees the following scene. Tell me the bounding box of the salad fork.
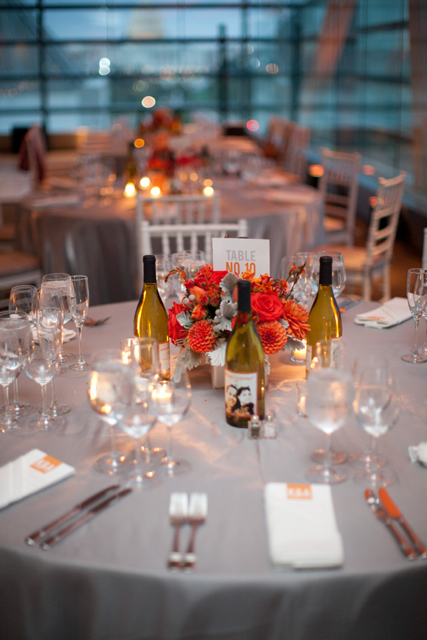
[168,493,188,569]
[183,493,208,570]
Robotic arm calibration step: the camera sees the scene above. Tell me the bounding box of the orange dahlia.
[282,299,310,341]
[187,320,217,353]
[257,320,287,354]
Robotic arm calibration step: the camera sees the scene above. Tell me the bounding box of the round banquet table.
[16,179,324,306]
[1,300,426,640]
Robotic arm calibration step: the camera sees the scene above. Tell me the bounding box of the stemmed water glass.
[120,336,165,463]
[68,275,90,372]
[314,251,346,298]
[40,273,76,365]
[5,286,38,417]
[25,358,63,431]
[88,350,135,475]
[0,313,34,432]
[353,357,400,488]
[401,268,427,363]
[149,370,192,477]
[305,341,354,484]
[279,252,317,308]
[37,306,71,417]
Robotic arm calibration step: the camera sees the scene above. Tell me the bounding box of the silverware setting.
[339,298,362,313]
[25,484,131,549]
[84,316,111,327]
[168,492,208,571]
[365,489,426,560]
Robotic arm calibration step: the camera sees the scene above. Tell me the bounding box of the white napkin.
[32,327,76,344]
[31,194,80,208]
[0,449,75,510]
[354,297,412,329]
[264,482,344,569]
[408,442,427,467]
[245,174,291,187]
[265,189,316,204]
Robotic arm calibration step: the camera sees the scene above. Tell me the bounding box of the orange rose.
[168,302,188,345]
[191,304,207,320]
[251,292,284,322]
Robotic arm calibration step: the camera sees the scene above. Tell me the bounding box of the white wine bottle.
[305,255,342,373]
[134,255,170,378]
[225,280,265,428]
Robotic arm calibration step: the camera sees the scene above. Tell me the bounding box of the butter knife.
[41,487,132,550]
[365,489,417,560]
[26,484,121,546]
[379,488,427,558]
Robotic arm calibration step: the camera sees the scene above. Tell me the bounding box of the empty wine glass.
[68,275,90,372]
[279,253,317,307]
[0,313,34,432]
[117,401,159,488]
[155,255,174,302]
[5,288,37,418]
[306,342,354,484]
[40,273,77,365]
[37,306,71,417]
[25,357,63,431]
[88,350,135,475]
[314,251,346,298]
[120,336,165,463]
[353,357,400,488]
[149,370,192,476]
[401,268,427,363]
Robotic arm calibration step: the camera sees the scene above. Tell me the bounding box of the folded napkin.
[31,194,80,208]
[0,449,75,510]
[264,482,344,569]
[32,327,76,344]
[409,442,427,467]
[246,174,291,187]
[354,297,412,329]
[265,189,316,204]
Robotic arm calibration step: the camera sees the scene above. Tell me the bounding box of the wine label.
[306,337,342,373]
[159,341,170,376]
[225,370,258,421]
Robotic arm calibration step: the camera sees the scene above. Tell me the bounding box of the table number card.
[212,238,270,277]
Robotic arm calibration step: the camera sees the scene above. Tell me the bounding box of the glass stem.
[4,385,12,425]
[369,437,379,474]
[413,316,420,359]
[50,378,58,412]
[323,434,333,472]
[40,383,50,426]
[166,426,174,464]
[109,420,119,458]
[12,378,20,409]
[134,437,145,478]
[76,323,85,365]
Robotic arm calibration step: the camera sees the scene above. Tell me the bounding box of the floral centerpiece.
[167,264,310,376]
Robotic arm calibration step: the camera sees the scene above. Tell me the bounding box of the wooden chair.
[283,123,311,182]
[137,219,248,282]
[136,193,221,225]
[318,172,406,301]
[319,148,361,246]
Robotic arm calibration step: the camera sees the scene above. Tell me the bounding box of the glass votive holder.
[296,381,307,418]
[263,413,277,439]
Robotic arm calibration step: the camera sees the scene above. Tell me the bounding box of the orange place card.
[286,484,312,500]
[30,455,62,474]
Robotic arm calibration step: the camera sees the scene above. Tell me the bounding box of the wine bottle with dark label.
[134,255,170,378]
[225,280,265,428]
[305,255,342,373]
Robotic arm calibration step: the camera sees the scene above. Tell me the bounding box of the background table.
[17,178,324,305]
[0,300,426,640]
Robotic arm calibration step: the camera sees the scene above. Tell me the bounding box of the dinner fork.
[183,493,208,570]
[168,493,188,570]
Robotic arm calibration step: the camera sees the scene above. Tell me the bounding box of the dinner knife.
[41,487,132,550]
[379,488,427,558]
[364,489,417,560]
[26,484,121,546]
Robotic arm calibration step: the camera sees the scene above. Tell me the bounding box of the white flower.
[176,345,204,371]
[213,299,237,332]
[206,341,226,367]
[285,336,305,353]
[220,272,239,296]
[176,311,193,330]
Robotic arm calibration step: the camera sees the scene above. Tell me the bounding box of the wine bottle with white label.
[306,255,342,373]
[134,255,170,378]
[225,280,265,428]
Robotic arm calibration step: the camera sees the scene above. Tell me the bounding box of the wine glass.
[37,306,71,417]
[171,251,190,298]
[120,336,165,463]
[116,400,159,488]
[155,255,173,302]
[6,287,37,417]
[306,342,354,484]
[279,253,317,307]
[40,273,77,365]
[68,275,90,372]
[88,350,135,475]
[0,313,34,432]
[149,370,192,477]
[353,357,400,488]
[401,268,427,363]
[314,251,346,298]
[25,357,63,431]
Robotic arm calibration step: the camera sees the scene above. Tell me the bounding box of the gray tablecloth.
[0,300,426,640]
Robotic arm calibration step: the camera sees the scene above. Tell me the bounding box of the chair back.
[137,219,248,279]
[283,123,310,181]
[365,172,406,268]
[319,148,361,245]
[136,193,221,225]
